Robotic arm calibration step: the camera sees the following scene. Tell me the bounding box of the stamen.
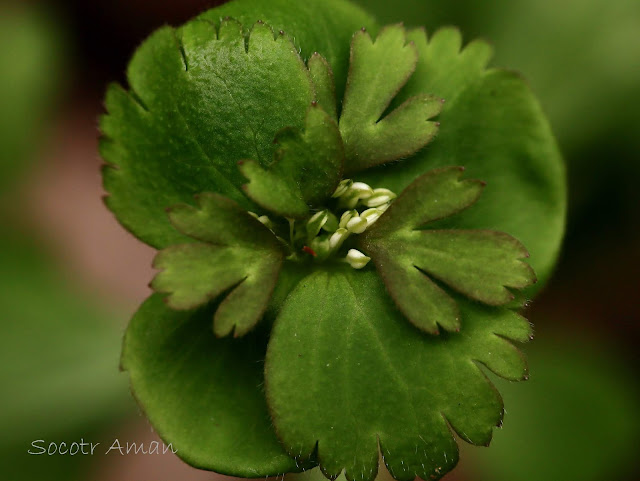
[345,249,371,269]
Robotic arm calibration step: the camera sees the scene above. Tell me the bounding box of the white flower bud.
[377,202,391,213]
[363,188,397,207]
[306,210,329,239]
[337,182,373,209]
[332,179,353,198]
[350,182,373,200]
[345,249,371,269]
[308,210,328,225]
[346,216,368,234]
[360,208,383,226]
[338,190,361,209]
[339,209,358,229]
[329,228,349,250]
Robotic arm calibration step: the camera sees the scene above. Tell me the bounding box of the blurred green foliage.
[0,227,133,480]
[463,333,640,481]
[0,5,65,192]
[0,6,131,480]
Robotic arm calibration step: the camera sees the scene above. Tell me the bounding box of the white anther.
[332,179,353,198]
[338,190,361,209]
[329,228,349,250]
[337,182,373,209]
[363,188,396,207]
[377,202,391,213]
[306,210,329,239]
[350,182,373,200]
[360,208,383,226]
[308,210,328,226]
[345,249,371,269]
[339,209,358,229]
[346,216,368,234]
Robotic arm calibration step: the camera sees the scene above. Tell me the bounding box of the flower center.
[249,180,397,269]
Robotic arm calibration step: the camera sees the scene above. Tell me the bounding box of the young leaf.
[197,0,377,105]
[265,268,531,481]
[101,18,316,248]
[308,53,338,121]
[239,104,344,218]
[122,294,300,477]
[339,24,442,172]
[151,193,285,337]
[357,28,566,291]
[360,167,536,334]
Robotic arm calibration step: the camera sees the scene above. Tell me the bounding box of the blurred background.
[1,0,638,480]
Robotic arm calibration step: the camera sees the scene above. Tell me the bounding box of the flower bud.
[377,202,391,213]
[332,179,353,198]
[338,190,361,209]
[329,228,349,250]
[345,249,371,269]
[360,208,383,226]
[339,209,358,229]
[350,182,373,200]
[363,188,396,207]
[337,182,373,209]
[307,210,329,239]
[346,216,368,234]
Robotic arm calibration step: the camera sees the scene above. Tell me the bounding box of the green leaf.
[101,1,378,249]
[239,104,344,218]
[357,28,566,291]
[265,268,531,481]
[339,24,442,173]
[151,193,285,337]
[360,167,536,334]
[308,53,338,121]
[101,18,315,248]
[122,294,299,477]
[198,0,378,104]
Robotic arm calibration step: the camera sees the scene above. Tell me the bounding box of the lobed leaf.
[358,28,566,291]
[198,0,377,104]
[308,53,338,121]
[339,24,442,172]
[364,166,484,236]
[104,3,567,479]
[151,193,285,337]
[121,295,300,477]
[265,268,531,481]
[361,167,536,334]
[239,104,345,218]
[101,18,316,248]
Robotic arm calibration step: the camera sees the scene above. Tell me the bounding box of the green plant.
[100,0,566,479]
